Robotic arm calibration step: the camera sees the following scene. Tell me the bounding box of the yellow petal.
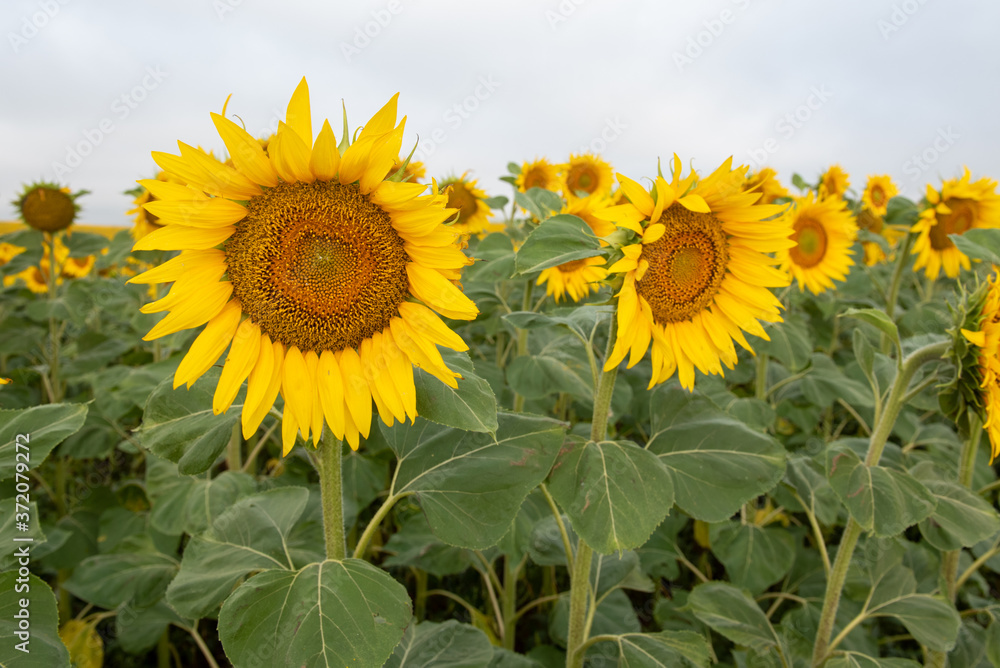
[281,401,299,456]
[143,282,233,340]
[176,142,262,199]
[360,121,405,194]
[318,350,346,440]
[281,346,312,443]
[174,299,242,389]
[285,77,312,147]
[270,122,314,184]
[128,249,225,285]
[371,180,428,208]
[360,337,395,426]
[359,93,399,141]
[338,348,372,438]
[397,301,469,352]
[963,328,987,347]
[132,224,234,252]
[366,332,406,424]
[406,263,479,321]
[213,318,262,414]
[649,176,675,224]
[139,263,227,313]
[211,112,279,187]
[144,198,247,228]
[389,317,459,388]
[310,119,340,182]
[642,223,666,245]
[242,337,284,439]
[382,330,417,421]
[137,179,208,202]
[679,193,711,213]
[616,174,654,217]
[305,351,324,446]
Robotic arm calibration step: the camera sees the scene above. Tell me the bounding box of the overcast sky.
[2,0,998,226]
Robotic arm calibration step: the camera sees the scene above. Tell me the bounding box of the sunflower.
[561,153,613,201]
[777,192,857,294]
[960,270,1000,462]
[819,165,850,199]
[0,242,25,266]
[2,236,92,291]
[128,170,187,240]
[862,174,897,217]
[13,181,86,233]
[563,194,617,239]
[516,158,560,193]
[745,168,790,205]
[440,174,500,238]
[911,169,1000,280]
[537,256,608,303]
[128,78,479,453]
[596,156,793,390]
[4,266,48,293]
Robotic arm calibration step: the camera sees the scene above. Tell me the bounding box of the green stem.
[885,231,914,320]
[353,492,405,559]
[942,420,982,604]
[812,340,949,666]
[226,423,242,471]
[156,627,171,668]
[755,353,769,401]
[317,429,345,561]
[502,556,522,651]
[413,568,428,621]
[512,280,534,412]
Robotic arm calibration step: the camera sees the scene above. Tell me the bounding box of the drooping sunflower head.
[777,192,857,295]
[818,165,850,199]
[560,153,614,201]
[595,155,793,390]
[440,173,500,238]
[911,169,1000,280]
[536,256,608,303]
[13,181,86,233]
[862,174,898,217]
[516,158,560,193]
[129,78,479,453]
[745,168,790,205]
[955,271,1000,461]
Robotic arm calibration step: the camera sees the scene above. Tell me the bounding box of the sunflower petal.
[242,337,284,439]
[174,299,242,389]
[211,112,279,187]
[406,263,479,320]
[310,119,340,182]
[285,77,312,147]
[213,318,261,414]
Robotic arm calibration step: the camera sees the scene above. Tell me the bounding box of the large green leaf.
[826,655,921,668]
[918,479,1000,551]
[0,403,88,481]
[646,386,786,522]
[753,315,813,372]
[799,354,874,409]
[951,228,1000,265]
[587,631,711,667]
[826,445,936,536]
[0,499,45,571]
[146,457,257,536]
[784,454,840,526]
[0,571,71,667]
[688,582,781,654]
[710,523,796,595]
[384,620,493,667]
[514,214,603,275]
[64,536,178,609]
[382,514,472,577]
[869,594,961,652]
[841,308,901,354]
[166,486,323,619]
[116,599,191,654]
[548,438,674,554]
[414,350,497,434]
[138,367,243,475]
[218,560,412,668]
[383,412,564,549]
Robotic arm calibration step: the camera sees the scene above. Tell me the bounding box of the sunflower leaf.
[0,572,71,667]
[0,403,88,482]
[384,620,493,668]
[841,308,900,356]
[950,228,1000,266]
[413,350,497,434]
[514,214,603,275]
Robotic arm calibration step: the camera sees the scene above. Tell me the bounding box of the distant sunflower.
[516,158,560,193]
[745,168,790,205]
[819,165,850,199]
[596,156,793,390]
[912,169,1000,279]
[129,78,478,453]
[440,174,500,237]
[537,256,607,303]
[961,270,1000,462]
[777,192,857,294]
[2,235,92,292]
[563,194,617,239]
[128,170,188,240]
[14,182,86,233]
[0,242,24,266]
[4,266,48,293]
[390,156,425,184]
[561,153,613,201]
[862,174,897,217]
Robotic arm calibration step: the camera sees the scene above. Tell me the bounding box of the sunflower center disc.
[22,188,75,232]
[225,181,409,353]
[857,209,883,235]
[636,204,729,324]
[871,186,886,207]
[789,216,828,268]
[523,168,549,190]
[929,199,975,251]
[446,183,478,224]
[566,166,596,195]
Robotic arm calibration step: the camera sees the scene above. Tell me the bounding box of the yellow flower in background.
[862,174,898,217]
[129,78,478,453]
[597,156,793,390]
[13,182,86,233]
[536,256,608,303]
[819,164,850,199]
[563,194,618,239]
[0,242,25,265]
[856,208,899,266]
[2,234,94,292]
[912,169,1000,279]
[128,170,190,240]
[391,156,425,184]
[961,269,1000,462]
[516,158,560,193]
[745,168,790,205]
[560,153,613,201]
[777,192,857,295]
[440,174,501,238]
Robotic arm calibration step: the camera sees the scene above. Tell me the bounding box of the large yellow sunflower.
[129,78,479,453]
[777,192,856,295]
[862,174,898,217]
[911,169,1000,280]
[961,270,1000,462]
[596,156,793,390]
[516,158,560,193]
[560,153,613,201]
[440,173,500,238]
[745,168,790,205]
[819,165,850,198]
[537,256,608,303]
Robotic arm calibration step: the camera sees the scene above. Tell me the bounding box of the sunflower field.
[2,78,1000,668]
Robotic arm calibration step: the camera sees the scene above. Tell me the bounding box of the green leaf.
[799,354,874,409]
[590,631,711,667]
[414,350,497,433]
[116,600,191,654]
[383,514,473,577]
[688,582,781,654]
[646,386,786,522]
[64,537,178,609]
[138,367,242,475]
[0,403,88,481]
[0,499,45,571]
[870,593,961,652]
[507,352,592,402]
[548,438,674,554]
[218,560,412,668]
[0,571,71,667]
[918,479,1000,551]
[710,523,796,595]
[514,188,564,221]
[950,228,1000,265]
[166,486,323,619]
[147,458,256,536]
[842,308,901,354]
[384,620,493,667]
[549,589,639,647]
[826,444,937,536]
[483,195,509,210]
[383,412,564,549]
[754,315,813,372]
[784,454,840,526]
[514,214,603,275]
[63,231,109,257]
[826,654,921,668]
